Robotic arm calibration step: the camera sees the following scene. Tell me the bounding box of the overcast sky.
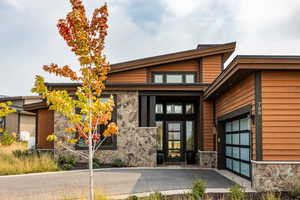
[1,0,300,96]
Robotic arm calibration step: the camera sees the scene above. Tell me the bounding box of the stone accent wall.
[252,162,300,191]
[198,151,217,168]
[54,91,157,167]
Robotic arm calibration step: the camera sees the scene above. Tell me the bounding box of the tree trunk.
[88,97,94,200]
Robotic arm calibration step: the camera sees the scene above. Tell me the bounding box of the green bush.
[229,184,245,200]
[12,149,29,158]
[264,192,281,200]
[0,133,16,146]
[57,154,77,170]
[127,195,139,200]
[148,192,165,200]
[112,159,125,167]
[93,157,102,169]
[190,179,207,200]
[290,177,300,199]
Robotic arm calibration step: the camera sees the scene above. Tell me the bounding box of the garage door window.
[225,116,251,179]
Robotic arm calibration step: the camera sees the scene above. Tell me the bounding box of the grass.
[0,142,59,175]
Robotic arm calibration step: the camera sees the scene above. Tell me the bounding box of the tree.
[0,101,16,133]
[31,1,118,200]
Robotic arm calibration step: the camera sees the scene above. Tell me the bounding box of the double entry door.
[166,121,183,162]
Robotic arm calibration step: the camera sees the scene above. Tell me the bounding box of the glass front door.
[166,121,183,162]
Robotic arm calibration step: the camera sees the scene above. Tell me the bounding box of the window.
[156,121,163,151]
[75,95,117,150]
[154,74,163,83]
[166,74,183,83]
[0,117,5,133]
[155,104,163,114]
[152,73,196,83]
[166,104,182,114]
[186,121,194,151]
[185,104,194,114]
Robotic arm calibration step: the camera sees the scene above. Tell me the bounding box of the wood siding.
[37,109,54,149]
[262,71,300,161]
[107,68,147,83]
[202,55,222,83]
[215,74,256,159]
[203,101,215,151]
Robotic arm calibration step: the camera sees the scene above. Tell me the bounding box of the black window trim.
[75,94,118,151]
[152,72,197,84]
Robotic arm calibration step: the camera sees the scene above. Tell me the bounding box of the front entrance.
[155,96,199,164]
[166,121,183,162]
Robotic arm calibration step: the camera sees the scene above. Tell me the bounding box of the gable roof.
[110,42,236,74]
[204,55,300,99]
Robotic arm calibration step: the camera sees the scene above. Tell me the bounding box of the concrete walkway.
[0,168,235,200]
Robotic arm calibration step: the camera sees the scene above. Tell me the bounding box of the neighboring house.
[0,96,42,139]
[24,42,300,191]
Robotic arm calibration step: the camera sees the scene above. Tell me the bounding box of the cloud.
[0,0,300,96]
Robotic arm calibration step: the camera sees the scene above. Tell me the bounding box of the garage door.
[225,115,251,179]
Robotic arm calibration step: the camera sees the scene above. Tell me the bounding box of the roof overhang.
[204,55,300,100]
[46,82,210,92]
[23,101,48,111]
[0,96,41,102]
[109,42,236,74]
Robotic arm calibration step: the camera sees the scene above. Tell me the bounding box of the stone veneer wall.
[54,91,157,167]
[198,151,217,168]
[252,162,300,191]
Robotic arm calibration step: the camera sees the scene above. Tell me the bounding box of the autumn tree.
[31,1,118,200]
[0,102,16,133]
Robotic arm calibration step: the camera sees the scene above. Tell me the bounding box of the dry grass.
[0,142,59,175]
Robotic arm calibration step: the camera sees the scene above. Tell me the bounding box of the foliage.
[228,184,246,200]
[12,149,30,158]
[58,154,77,170]
[0,101,16,118]
[127,195,139,200]
[93,157,102,168]
[190,179,207,200]
[263,192,281,200]
[0,151,58,175]
[290,177,300,199]
[147,192,165,200]
[112,158,125,167]
[0,132,16,146]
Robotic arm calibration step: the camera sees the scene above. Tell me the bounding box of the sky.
[1,0,300,96]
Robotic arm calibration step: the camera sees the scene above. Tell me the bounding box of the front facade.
[25,43,300,191]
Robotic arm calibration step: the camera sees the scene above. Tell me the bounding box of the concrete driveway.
[0,168,235,200]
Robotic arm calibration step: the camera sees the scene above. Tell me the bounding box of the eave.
[204,55,300,100]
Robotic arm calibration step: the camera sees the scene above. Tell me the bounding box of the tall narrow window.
[156,121,163,151]
[186,121,194,151]
[155,104,163,114]
[185,74,195,83]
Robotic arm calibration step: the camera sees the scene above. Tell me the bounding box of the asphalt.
[0,168,235,200]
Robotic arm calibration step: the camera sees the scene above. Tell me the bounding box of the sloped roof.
[109,42,236,74]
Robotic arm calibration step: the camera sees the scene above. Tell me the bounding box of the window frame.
[152,72,197,84]
[75,94,118,151]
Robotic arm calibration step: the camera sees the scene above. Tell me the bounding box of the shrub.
[0,152,58,175]
[0,133,16,146]
[228,184,245,200]
[127,195,139,200]
[58,154,77,170]
[148,192,165,200]
[12,149,29,158]
[264,192,281,200]
[190,179,207,200]
[112,158,125,167]
[290,177,300,199]
[93,157,102,169]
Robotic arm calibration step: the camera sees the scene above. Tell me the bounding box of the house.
[24,42,300,191]
[0,96,42,140]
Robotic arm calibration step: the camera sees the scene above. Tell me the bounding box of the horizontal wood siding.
[216,74,256,159]
[149,60,198,72]
[37,109,54,149]
[107,68,147,83]
[202,55,222,83]
[203,101,214,151]
[262,71,300,161]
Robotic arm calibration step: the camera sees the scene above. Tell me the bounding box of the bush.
[112,158,125,167]
[0,152,58,175]
[229,184,245,200]
[190,179,207,200]
[127,195,139,200]
[57,154,77,170]
[264,192,281,200]
[93,157,102,169]
[290,177,300,199]
[148,192,165,200]
[0,133,16,146]
[12,149,29,158]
